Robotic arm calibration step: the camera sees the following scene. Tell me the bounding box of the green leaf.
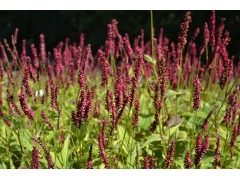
[50,151,63,168]
[201,156,215,168]
[118,125,129,142]
[138,113,153,130]
[164,122,182,138]
[182,112,194,117]
[165,89,184,98]
[19,129,33,151]
[141,134,167,148]
[126,145,137,168]
[144,54,156,66]
[61,134,71,168]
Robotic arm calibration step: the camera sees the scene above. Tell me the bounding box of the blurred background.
[0,10,240,60]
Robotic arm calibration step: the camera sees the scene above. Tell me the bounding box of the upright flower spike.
[31,44,39,70]
[105,90,116,129]
[19,92,34,120]
[193,76,201,110]
[164,139,176,169]
[12,28,19,46]
[71,90,92,129]
[129,46,143,108]
[149,156,155,169]
[31,137,55,169]
[105,24,115,58]
[214,136,221,166]
[21,67,33,97]
[150,113,159,133]
[98,49,111,86]
[30,146,40,169]
[0,41,8,63]
[97,133,110,169]
[123,37,134,64]
[184,151,192,169]
[143,157,149,169]
[132,100,140,126]
[178,11,192,50]
[114,66,124,110]
[200,22,210,56]
[209,10,216,47]
[78,68,86,90]
[230,125,238,157]
[87,144,93,169]
[99,119,108,147]
[21,39,27,70]
[194,133,210,167]
[195,133,202,159]
[0,59,4,80]
[39,34,47,65]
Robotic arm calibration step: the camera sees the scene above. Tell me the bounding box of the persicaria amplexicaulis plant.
[0,11,239,169]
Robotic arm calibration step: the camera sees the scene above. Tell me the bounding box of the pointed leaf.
[19,129,32,151]
[61,134,71,168]
[141,134,167,148]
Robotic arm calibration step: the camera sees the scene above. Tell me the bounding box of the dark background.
[0,11,240,59]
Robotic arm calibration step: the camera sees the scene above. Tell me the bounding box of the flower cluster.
[209,10,216,46]
[193,76,201,110]
[0,59,4,80]
[31,137,55,169]
[99,119,108,148]
[30,44,39,69]
[151,48,168,133]
[106,90,116,128]
[21,67,33,97]
[230,125,238,157]
[214,136,221,166]
[129,46,143,108]
[105,24,115,58]
[114,66,124,110]
[98,49,112,86]
[194,133,210,166]
[97,133,110,169]
[87,144,93,169]
[184,151,192,169]
[71,90,92,128]
[200,23,210,55]
[39,34,46,66]
[223,91,239,126]
[30,146,40,169]
[178,11,192,50]
[50,84,60,112]
[132,100,140,126]
[123,37,134,64]
[19,93,34,120]
[164,139,176,169]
